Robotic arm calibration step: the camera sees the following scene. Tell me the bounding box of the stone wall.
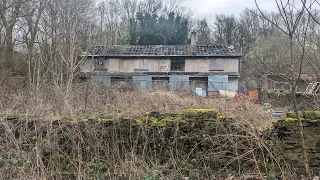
[272,119,320,175]
[0,109,273,179]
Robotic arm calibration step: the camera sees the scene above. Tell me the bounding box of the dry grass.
[0,83,274,131]
[0,83,294,179]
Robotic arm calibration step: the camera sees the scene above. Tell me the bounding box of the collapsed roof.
[83,45,242,58]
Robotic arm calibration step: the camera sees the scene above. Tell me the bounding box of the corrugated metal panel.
[169,75,189,90]
[92,76,111,84]
[208,75,228,91]
[133,76,152,90]
[228,77,239,92]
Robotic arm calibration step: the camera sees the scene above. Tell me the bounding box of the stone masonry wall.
[272,119,320,176]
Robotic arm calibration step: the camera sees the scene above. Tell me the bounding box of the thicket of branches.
[2,0,320,177]
[0,0,192,88]
[1,0,320,89]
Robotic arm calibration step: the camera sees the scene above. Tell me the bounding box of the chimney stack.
[190,30,197,48]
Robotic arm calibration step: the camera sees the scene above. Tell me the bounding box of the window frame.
[170,58,185,71]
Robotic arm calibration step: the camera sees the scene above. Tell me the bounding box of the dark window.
[171,58,185,71]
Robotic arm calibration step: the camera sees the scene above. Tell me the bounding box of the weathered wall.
[99,58,171,72]
[273,119,320,175]
[81,60,94,72]
[120,59,171,72]
[108,58,120,72]
[185,58,239,73]
[82,58,239,73]
[82,58,240,92]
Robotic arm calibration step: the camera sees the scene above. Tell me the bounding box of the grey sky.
[179,0,283,22]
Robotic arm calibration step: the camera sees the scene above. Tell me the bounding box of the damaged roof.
[83,45,241,58]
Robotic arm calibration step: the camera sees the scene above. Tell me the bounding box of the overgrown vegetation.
[0,83,273,127]
[0,84,296,179]
[1,0,320,178]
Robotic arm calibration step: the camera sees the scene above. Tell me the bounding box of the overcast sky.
[179,0,284,22]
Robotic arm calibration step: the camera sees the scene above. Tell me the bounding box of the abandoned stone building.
[80,33,242,95]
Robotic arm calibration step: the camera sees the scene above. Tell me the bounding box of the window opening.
[171,58,185,71]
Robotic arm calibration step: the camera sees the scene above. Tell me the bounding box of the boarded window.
[171,58,185,71]
[208,75,228,91]
[209,60,225,71]
[94,60,107,70]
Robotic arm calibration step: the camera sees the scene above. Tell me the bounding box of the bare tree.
[197,19,213,45]
[0,0,27,84]
[27,0,95,88]
[21,0,46,88]
[213,14,239,45]
[255,0,311,176]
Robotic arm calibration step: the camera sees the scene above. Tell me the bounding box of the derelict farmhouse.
[80,31,242,95]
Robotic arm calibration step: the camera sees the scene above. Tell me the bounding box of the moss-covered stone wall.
[0,109,274,179]
[272,118,320,175]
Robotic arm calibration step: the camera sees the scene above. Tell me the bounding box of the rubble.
[232,93,251,102]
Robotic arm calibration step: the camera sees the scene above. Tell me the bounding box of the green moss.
[179,119,187,124]
[287,111,320,120]
[306,119,320,123]
[132,109,220,127]
[97,118,113,122]
[150,117,159,126]
[70,117,89,122]
[158,119,167,127]
[149,117,168,127]
[132,118,145,126]
[285,118,305,122]
[183,109,217,118]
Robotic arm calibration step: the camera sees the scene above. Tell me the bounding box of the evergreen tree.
[131,11,189,45]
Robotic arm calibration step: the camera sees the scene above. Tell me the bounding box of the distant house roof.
[83,45,242,58]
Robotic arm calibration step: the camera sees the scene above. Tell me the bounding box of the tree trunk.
[290,36,311,176]
[1,25,14,86]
